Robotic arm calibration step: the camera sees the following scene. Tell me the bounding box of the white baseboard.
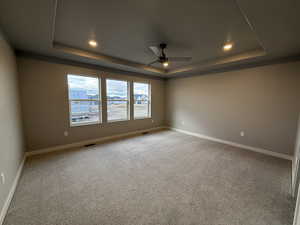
[0,156,26,225]
[0,126,293,224]
[170,127,293,161]
[26,126,167,157]
[1,127,167,223]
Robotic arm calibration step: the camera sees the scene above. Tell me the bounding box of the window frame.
[133,82,151,120]
[67,74,102,127]
[106,78,130,123]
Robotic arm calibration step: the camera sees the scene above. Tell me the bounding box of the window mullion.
[129,81,133,120]
[101,76,107,123]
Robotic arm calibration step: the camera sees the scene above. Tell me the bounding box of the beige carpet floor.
[4,130,294,225]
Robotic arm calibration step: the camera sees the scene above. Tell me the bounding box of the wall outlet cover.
[1,172,5,184]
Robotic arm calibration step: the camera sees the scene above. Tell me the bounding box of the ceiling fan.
[148,43,192,68]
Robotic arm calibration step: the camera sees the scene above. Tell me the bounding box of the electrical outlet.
[64,131,69,137]
[240,131,245,137]
[181,121,185,125]
[151,119,154,123]
[1,173,5,184]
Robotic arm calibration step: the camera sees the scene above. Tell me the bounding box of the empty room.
[1,0,300,225]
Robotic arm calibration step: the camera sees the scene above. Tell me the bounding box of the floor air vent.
[84,143,96,147]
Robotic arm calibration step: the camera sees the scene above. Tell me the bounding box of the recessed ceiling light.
[223,43,233,51]
[163,61,169,67]
[88,40,98,47]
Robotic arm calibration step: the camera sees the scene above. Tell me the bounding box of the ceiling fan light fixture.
[148,43,192,67]
[223,43,233,51]
[88,40,98,47]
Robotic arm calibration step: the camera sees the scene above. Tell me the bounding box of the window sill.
[134,117,152,120]
[69,117,152,127]
[107,119,130,123]
[70,121,101,127]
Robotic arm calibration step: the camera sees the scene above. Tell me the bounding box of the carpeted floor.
[4,130,294,225]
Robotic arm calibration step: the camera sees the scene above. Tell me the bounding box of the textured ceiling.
[0,0,299,77]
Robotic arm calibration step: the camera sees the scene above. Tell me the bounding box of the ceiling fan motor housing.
[159,43,167,62]
[148,42,191,66]
[160,43,167,49]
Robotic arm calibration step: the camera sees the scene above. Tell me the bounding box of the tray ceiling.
[0,0,299,77]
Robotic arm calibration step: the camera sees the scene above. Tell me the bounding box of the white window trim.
[67,75,154,127]
[67,74,101,127]
[133,82,151,120]
[70,120,101,127]
[106,79,130,122]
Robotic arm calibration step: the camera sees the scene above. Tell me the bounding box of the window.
[134,82,151,119]
[67,74,101,126]
[106,79,129,121]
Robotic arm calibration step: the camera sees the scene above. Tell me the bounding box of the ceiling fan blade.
[149,46,161,56]
[148,59,159,66]
[168,57,192,62]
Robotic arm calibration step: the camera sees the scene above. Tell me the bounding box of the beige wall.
[17,57,166,151]
[166,61,300,155]
[0,31,24,217]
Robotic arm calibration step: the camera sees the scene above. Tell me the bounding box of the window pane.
[68,75,99,100]
[107,101,128,121]
[134,101,149,118]
[134,82,150,118]
[70,100,100,125]
[134,82,149,100]
[106,79,129,121]
[106,79,128,100]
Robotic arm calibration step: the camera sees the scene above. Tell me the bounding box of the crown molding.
[53,42,165,74]
[15,50,166,80]
[165,53,300,79]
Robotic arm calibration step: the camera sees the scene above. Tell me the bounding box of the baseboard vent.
[84,143,96,147]
[25,127,166,157]
[142,132,149,135]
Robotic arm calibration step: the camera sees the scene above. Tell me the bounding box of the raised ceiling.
[0,0,299,77]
